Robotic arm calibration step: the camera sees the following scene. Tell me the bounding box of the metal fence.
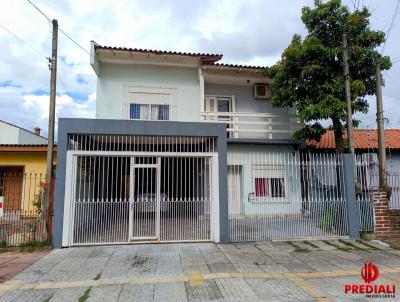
[228,152,350,242]
[69,154,212,245]
[0,172,54,246]
[354,154,375,232]
[364,163,400,209]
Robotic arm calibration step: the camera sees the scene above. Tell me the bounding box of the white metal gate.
[65,153,213,246]
[228,152,350,242]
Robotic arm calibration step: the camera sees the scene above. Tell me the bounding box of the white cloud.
[0,0,399,134]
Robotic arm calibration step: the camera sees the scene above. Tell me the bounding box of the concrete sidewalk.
[1,240,400,301]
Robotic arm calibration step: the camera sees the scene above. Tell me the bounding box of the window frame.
[251,164,287,202]
[129,103,170,121]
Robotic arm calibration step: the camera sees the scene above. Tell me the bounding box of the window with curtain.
[254,177,285,197]
[252,164,286,200]
[130,104,170,120]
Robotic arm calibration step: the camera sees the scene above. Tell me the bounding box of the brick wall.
[373,189,400,239]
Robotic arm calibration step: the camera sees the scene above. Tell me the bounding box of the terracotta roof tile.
[0,144,57,152]
[307,129,400,150]
[94,43,222,63]
[203,62,266,70]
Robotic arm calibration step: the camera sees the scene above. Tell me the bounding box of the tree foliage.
[268,0,391,153]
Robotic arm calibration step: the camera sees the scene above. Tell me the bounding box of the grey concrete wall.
[342,154,360,239]
[53,118,229,247]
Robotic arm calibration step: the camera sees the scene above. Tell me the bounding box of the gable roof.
[307,129,400,150]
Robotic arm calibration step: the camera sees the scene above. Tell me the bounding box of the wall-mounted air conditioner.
[254,84,271,99]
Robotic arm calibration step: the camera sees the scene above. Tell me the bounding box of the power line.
[384,71,400,90]
[0,23,48,61]
[58,28,91,56]
[25,0,93,58]
[25,0,51,22]
[382,0,400,53]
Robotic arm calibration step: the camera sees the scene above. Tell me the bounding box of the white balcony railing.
[201,111,301,139]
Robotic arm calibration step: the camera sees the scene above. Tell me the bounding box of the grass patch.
[19,241,49,253]
[286,241,310,253]
[303,240,319,249]
[322,240,352,252]
[389,242,400,251]
[356,240,381,251]
[0,241,49,253]
[78,287,92,302]
[338,239,365,250]
[42,294,54,302]
[254,261,266,266]
[94,273,101,280]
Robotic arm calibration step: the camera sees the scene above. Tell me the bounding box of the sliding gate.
[65,154,213,245]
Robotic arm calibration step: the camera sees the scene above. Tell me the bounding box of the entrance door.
[0,167,23,210]
[129,159,160,241]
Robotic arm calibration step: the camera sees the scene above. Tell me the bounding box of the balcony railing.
[201,111,301,139]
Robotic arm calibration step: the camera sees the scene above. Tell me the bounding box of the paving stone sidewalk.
[0,240,400,301]
[0,250,49,283]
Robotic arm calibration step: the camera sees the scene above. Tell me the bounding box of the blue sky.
[0,0,399,136]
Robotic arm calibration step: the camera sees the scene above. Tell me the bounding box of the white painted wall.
[96,63,201,122]
[0,122,19,144]
[227,144,302,215]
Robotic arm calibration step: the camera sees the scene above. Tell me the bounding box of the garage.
[61,133,219,246]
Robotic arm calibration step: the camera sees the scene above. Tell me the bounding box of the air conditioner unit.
[254,84,271,99]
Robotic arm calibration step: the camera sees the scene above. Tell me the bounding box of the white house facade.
[53,42,359,248]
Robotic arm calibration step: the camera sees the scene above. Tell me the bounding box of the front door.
[129,158,160,241]
[0,167,23,210]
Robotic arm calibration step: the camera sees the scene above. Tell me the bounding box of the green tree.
[268,0,391,154]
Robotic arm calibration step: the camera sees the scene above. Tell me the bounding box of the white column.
[198,67,205,120]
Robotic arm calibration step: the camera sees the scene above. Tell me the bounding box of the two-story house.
[53,42,305,248]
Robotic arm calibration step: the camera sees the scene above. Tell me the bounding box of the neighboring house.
[307,129,400,173]
[0,120,55,212]
[53,42,310,248]
[307,129,400,209]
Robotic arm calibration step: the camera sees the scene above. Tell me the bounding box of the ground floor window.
[252,164,286,201]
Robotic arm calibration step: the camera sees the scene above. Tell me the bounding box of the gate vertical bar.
[128,157,134,241]
[156,157,161,240]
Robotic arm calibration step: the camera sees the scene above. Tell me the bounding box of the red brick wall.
[373,189,400,239]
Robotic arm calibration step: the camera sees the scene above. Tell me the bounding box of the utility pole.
[342,33,355,159]
[44,19,58,231]
[375,59,387,188]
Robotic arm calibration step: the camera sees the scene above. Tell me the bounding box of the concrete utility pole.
[342,33,355,159]
[44,19,58,228]
[375,59,387,188]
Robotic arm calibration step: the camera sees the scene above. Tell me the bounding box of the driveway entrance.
[2,241,400,301]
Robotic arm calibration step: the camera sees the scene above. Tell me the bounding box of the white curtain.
[140,104,149,119]
[151,105,159,120]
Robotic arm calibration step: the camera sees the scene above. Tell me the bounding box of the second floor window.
[130,103,170,121]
